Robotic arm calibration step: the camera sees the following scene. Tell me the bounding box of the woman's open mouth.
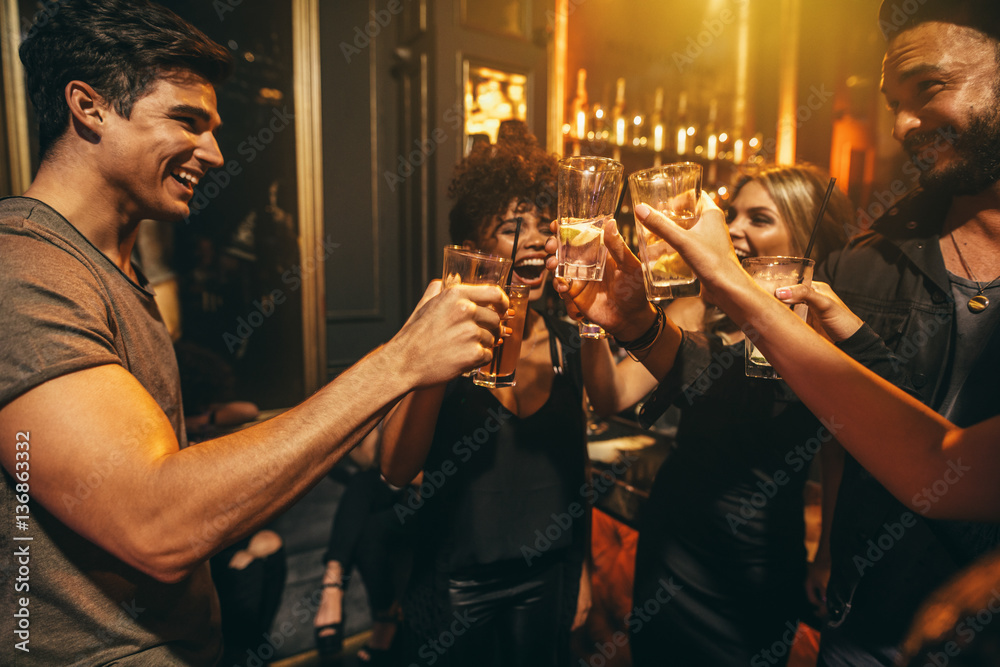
[513,257,547,284]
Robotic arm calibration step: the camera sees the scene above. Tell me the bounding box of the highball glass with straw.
[556,156,625,339]
[473,283,531,388]
[441,245,513,375]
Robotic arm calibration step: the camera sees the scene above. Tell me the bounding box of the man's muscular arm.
[0,283,506,582]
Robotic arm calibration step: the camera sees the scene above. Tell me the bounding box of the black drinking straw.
[804,177,837,262]
[506,217,522,288]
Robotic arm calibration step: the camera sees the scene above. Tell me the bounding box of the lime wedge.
[561,226,601,247]
[559,226,581,244]
[650,252,692,281]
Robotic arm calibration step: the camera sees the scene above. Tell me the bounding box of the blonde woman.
[568,164,852,666]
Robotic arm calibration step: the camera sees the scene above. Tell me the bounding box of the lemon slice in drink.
[561,226,602,247]
[650,252,691,281]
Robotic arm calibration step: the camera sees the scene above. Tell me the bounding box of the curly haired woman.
[380,122,621,666]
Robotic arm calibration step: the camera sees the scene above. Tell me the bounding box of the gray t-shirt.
[940,273,1000,420]
[0,197,221,665]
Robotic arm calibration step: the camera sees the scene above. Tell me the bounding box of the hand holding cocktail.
[546,215,660,343]
[439,245,533,387]
[773,281,865,343]
[395,279,509,385]
[632,193,755,308]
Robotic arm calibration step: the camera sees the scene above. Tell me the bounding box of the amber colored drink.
[473,284,531,388]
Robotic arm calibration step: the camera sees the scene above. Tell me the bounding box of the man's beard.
[909,106,1000,196]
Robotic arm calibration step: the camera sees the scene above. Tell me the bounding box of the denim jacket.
[816,188,1000,663]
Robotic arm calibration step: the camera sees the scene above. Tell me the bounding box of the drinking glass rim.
[443,244,512,264]
[558,156,624,173]
[740,255,816,268]
[628,161,703,182]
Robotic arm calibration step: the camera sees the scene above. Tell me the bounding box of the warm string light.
[654,125,664,152]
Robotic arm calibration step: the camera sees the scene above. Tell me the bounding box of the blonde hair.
[731,164,852,263]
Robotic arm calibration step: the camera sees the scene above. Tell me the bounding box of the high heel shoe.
[314,582,344,657]
[357,644,392,666]
[357,607,401,666]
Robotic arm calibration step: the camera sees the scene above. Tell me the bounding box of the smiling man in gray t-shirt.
[0,2,505,664]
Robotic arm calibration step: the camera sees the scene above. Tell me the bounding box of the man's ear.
[65,81,107,143]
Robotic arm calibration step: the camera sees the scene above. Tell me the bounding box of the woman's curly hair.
[448,121,559,244]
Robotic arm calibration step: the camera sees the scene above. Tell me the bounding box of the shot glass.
[473,283,531,388]
[442,245,513,288]
[628,162,703,302]
[742,256,815,380]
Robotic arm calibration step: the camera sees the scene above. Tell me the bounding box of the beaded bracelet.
[613,305,664,360]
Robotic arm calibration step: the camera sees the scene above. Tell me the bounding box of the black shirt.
[418,316,587,573]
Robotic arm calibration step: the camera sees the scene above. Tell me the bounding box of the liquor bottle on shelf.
[651,87,665,162]
[675,91,690,156]
[706,98,719,160]
[611,77,626,160]
[612,78,627,146]
[571,68,589,142]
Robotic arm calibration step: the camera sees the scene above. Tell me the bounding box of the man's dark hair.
[19,0,233,159]
[879,0,1000,43]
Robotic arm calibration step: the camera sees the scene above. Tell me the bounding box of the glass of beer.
[628,162,703,301]
[556,156,624,338]
[742,256,814,379]
[473,283,531,388]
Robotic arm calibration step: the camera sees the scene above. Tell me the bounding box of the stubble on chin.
[918,95,1000,196]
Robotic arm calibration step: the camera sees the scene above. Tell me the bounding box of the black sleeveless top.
[418,313,587,573]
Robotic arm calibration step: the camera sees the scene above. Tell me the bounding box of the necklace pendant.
[969,294,990,313]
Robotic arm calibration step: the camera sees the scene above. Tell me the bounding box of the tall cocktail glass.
[628,162,702,301]
[473,283,531,388]
[441,245,512,376]
[742,256,814,379]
